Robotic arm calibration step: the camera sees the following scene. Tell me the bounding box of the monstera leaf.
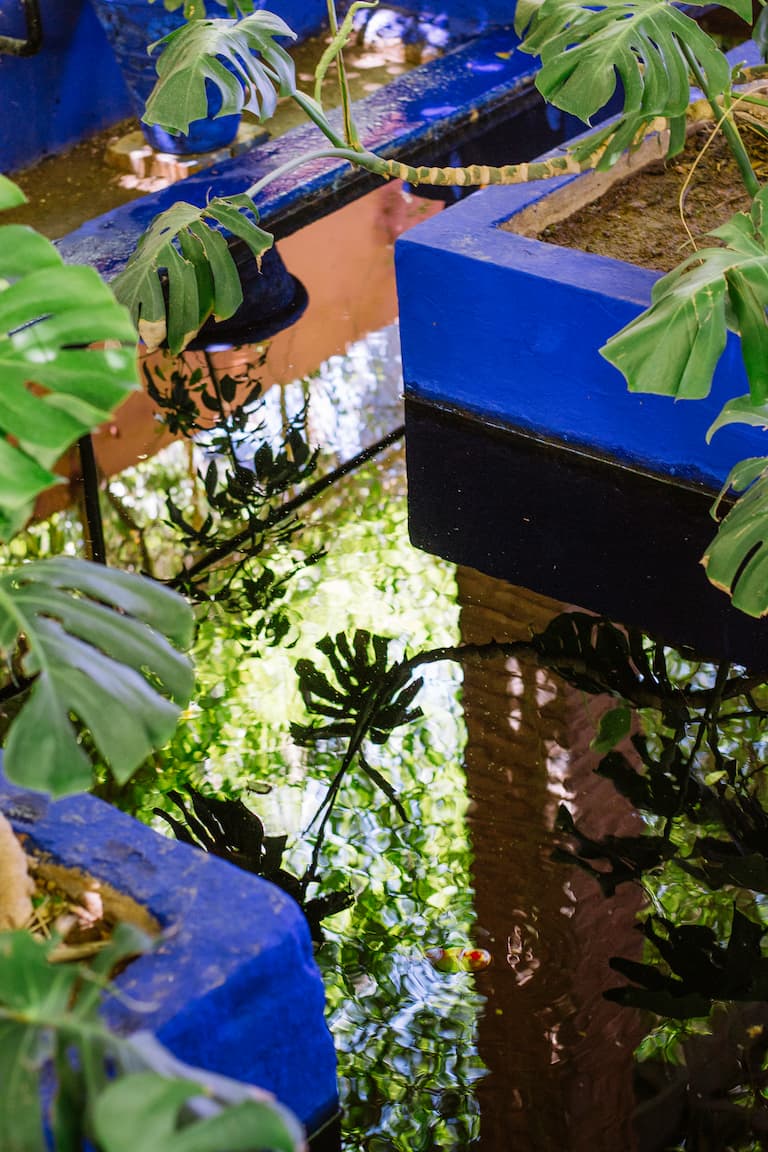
[93,1074,301,1152]
[0,182,138,539]
[0,557,194,795]
[112,194,272,353]
[0,929,304,1152]
[602,190,768,402]
[702,457,768,617]
[517,0,741,166]
[0,176,24,210]
[143,11,297,135]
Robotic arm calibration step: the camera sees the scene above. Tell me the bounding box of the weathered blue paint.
[0,768,338,1134]
[0,0,131,172]
[397,43,765,493]
[57,28,538,275]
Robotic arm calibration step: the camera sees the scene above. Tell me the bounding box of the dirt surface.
[532,127,768,272]
[5,119,150,240]
[4,28,431,240]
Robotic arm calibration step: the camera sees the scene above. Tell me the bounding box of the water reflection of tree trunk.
[457,568,646,1152]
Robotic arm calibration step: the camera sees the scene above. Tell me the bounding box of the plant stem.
[324,0,361,148]
[246,144,348,201]
[77,435,107,566]
[683,44,759,198]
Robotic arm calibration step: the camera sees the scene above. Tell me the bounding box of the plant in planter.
[0,922,305,1152]
[0,177,311,1149]
[109,0,768,620]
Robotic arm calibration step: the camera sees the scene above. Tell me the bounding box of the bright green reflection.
[18,325,487,1150]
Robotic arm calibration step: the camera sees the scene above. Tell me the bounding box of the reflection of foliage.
[607,908,768,1017]
[294,609,768,1059]
[314,729,485,1152]
[293,628,426,895]
[634,1004,768,1150]
[552,803,677,897]
[146,355,321,646]
[293,631,424,746]
[154,785,352,942]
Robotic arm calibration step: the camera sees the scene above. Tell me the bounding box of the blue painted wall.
[0,0,132,172]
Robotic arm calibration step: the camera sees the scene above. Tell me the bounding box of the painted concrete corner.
[396,42,767,492]
[0,769,338,1133]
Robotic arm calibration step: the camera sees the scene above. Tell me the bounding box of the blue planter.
[87,0,241,153]
[0,769,339,1135]
[396,44,768,665]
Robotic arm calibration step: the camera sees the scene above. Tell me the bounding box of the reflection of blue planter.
[87,0,241,153]
[0,768,339,1135]
[188,240,309,349]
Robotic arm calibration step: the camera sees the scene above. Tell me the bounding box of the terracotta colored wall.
[456,568,646,1152]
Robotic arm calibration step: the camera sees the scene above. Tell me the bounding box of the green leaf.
[111,195,273,353]
[603,191,768,401]
[518,0,734,167]
[590,704,632,753]
[94,1074,302,1152]
[0,557,194,795]
[0,932,304,1152]
[0,931,82,1152]
[702,457,768,616]
[143,11,297,136]
[153,0,255,14]
[0,1022,47,1152]
[707,394,768,441]
[0,176,26,211]
[94,1076,203,1150]
[0,225,138,537]
[755,3,768,61]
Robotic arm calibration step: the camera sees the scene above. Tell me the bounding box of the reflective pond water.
[12,179,768,1152]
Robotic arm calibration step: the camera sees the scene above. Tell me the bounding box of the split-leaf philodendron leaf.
[602,189,768,403]
[0,180,139,538]
[93,1075,301,1152]
[111,194,273,353]
[0,557,195,795]
[517,0,743,168]
[0,929,305,1152]
[703,456,768,617]
[143,11,297,135]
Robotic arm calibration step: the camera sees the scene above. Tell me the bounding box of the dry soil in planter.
[512,126,768,272]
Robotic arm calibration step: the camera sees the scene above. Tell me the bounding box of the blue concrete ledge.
[57,27,544,278]
[397,40,766,493]
[0,771,338,1135]
[0,0,131,172]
